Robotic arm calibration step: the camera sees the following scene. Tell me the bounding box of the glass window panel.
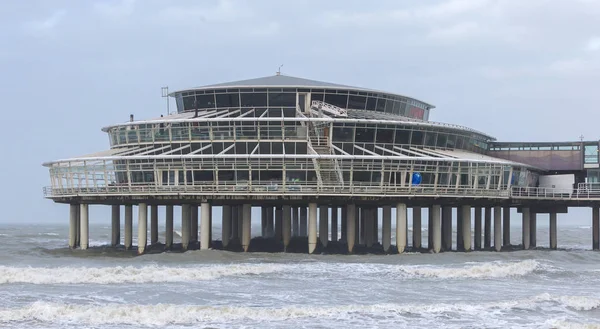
[241,93,267,107]
[366,97,376,110]
[355,127,375,143]
[376,128,394,144]
[311,93,324,102]
[412,131,424,145]
[425,132,436,147]
[333,127,354,142]
[268,92,296,107]
[216,93,240,108]
[348,95,366,110]
[375,98,386,112]
[324,94,348,108]
[395,128,411,144]
[195,94,216,109]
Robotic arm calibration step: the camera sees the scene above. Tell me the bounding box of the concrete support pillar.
[80,204,89,250]
[530,212,537,248]
[372,208,379,245]
[137,203,147,254]
[503,207,511,246]
[222,206,231,248]
[319,206,329,248]
[428,207,434,249]
[359,208,365,245]
[111,205,120,247]
[69,204,79,249]
[237,206,243,241]
[299,207,308,237]
[412,207,422,249]
[241,204,251,252]
[264,207,273,238]
[484,207,492,249]
[165,205,173,249]
[181,204,190,251]
[75,205,80,247]
[231,206,239,241]
[396,203,407,253]
[292,207,299,237]
[331,207,338,242]
[382,206,392,252]
[474,207,482,251]
[431,205,441,253]
[261,206,267,238]
[346,204,356,253]
[190,205,198,243]
[150,205,158,245]
[441,206,452,251]
[461,205,471,252]
[308,203,318,254]
[457,206,464,251]
[593,207,600,250]
[341,207,347,242]
[200,203,211,250]
[494,206,502,252]
[550,212,558,250]
[275,206,283,242]
[522,207,531,250]
[283,205,291,251]
[124,205,133,250]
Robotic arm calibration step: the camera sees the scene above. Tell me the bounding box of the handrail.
[311,100,348,117]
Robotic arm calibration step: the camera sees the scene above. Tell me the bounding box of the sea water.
[0,221,599,328]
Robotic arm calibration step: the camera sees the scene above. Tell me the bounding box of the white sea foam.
[536,293,600,311]
[0,264,285,285]
[545,319,600,329]
[395,260,542,279]
[1,295,596,327]
[37,233,59,236]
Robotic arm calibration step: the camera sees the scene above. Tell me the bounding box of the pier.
[43,75,600,254]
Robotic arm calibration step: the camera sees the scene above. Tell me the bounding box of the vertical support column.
[522,207,531,250]
[530,212,537,248]
[181,204,190,251]
[264,207,273,238]
[319,206,329,248]
[428,207,434,250]
[241,204,251,252]
[363,208,372,248]
[237,206,243,241]
[347,204,356,253]
[503,207,511,246]
[441,206,453,251]
[283,205,291,251]
[75,205,80,248]
[396,203,407,253]
[359,208,365,245]
[493,206,502,252]
[137,203,147,255]
[261,206,267,238]
[150,205,158,245]
[200,202,211,250]
[230,206,239,241]
[331,207,338,242]
[382,206,392,252]
[124,205,133,250]
[373,208,379,245]
[593,207,600,250]
[69,204,79,249]
[484,207,492,249]
[165,205,174,249]
[299,207,308,237]
[111,205,120,247]
[412,207,422,250]
[474,207,482,251]
[275,206,283,242]
[461,205,471,252]
[222,205,231,248]
[292,207,299,237]
[456,206,464,251]
[354,206,360,245]
[431,205,441,253]
[341,207,347,242]
[80,204,89,250]
[549,212,558,250]
[190,205,198,244]
[308,203,318,254]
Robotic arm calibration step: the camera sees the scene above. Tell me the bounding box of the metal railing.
[311,100,348,117]
[510,186,600,200]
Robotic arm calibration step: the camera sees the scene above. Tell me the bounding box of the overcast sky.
[1,0,599,224]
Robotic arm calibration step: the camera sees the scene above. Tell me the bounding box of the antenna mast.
[276,64,283,76]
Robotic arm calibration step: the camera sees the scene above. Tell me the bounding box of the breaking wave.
[1,294,598,326]
[0,264,285,285]
[396,260,542,279]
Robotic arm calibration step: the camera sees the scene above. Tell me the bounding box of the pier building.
[43,74,600,253]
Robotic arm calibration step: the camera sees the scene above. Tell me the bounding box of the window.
[355,127,375,143]
[324,94,348,108]
[216,93,240,108]
[585,144,599,164]
[376,128,394,144]
[348,95,366,110]
[195,94,216,109]
[241,93,267,107]
[268,92,296,107]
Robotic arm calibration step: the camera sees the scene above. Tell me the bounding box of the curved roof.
[170,74,435,109]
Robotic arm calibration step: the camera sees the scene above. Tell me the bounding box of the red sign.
[408,107,425,119]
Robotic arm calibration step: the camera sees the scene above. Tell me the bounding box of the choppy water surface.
[1,222,599,328]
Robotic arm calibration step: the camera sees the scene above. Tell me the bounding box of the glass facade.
[175,87,432,120]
